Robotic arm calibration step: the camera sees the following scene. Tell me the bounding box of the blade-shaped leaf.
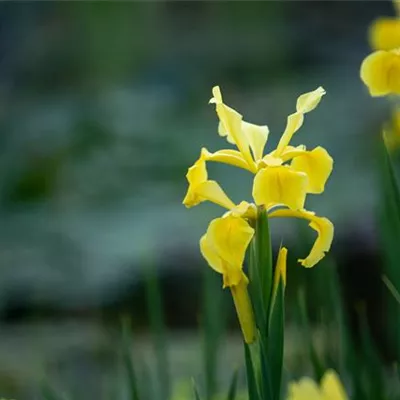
[226,368,239,400]
[267,278,285,400]
[145,266,170,400]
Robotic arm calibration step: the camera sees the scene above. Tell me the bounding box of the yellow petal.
[272,247,287,303]
[321,370,348,400]
[291,147,333,194]
[200,215,254,287]
[210,86,257,172]
[241,121,269,161]
[275,87,325,155]
[268,209,334,268]
[183,156,235,209]
[200,233,224,275]
[252,166,308,210]
[201,147,252,172]
[229,201,258,220]
[230,274,256,344]
[360,50,400,97]
[296,86,326,113]
[369,18,400,51]
[287,378,323,400]
[194,180,236,210]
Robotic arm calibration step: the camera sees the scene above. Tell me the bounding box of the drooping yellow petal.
[241,121,269,162]
[291,147,333,194]
[210,86,257,172]
[201,147,252,172]
[183,156,235,209]
[200,233,224,275]
[252,166,308,210]
[369,18,400,51]
[360,49,400,97]
[320,370,348,400]
[268,209,334,268]
[194,181,237,210]
[275,87,326,156]
[286,378,323,400]
[230,273,256,343]
[200,214,255,287]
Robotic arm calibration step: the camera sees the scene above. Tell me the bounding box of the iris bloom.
[287,370,348,400]
[183,87,334,343]
[360,0,400,96]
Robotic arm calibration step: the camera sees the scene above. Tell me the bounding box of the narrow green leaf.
[226,368,239,400]
[145,266,170,399]
[244,343,261,400]
[298,289,324,381]
[248,208,273,334]
[121,318,141,400]
[359,308,386,399]
[40,381,69,400]
[192,378,202,400]
[267,279,285,400]
[379,139,400,360]
[202,267,225,399]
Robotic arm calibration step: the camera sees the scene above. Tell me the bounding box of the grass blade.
[145,266,170,399]
[226,368,239,400]
[244,343,261,400]
[121,318,140,400]
[192,378,202,400]
[202,267,225,399]
[267,279,285,400]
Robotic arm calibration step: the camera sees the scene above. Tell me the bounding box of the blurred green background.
[0,1,397,399]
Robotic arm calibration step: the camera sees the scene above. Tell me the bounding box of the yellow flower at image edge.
[360,48,400,96]
[369,17,400,51]
[287,369,348,400]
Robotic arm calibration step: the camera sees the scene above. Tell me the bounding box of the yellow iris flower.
[206,86,333,210]
[287,370,348,400]
[360,0,400,96]
[183,86,334,343]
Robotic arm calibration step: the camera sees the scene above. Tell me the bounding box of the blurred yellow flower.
[370,18,400,51]
[361,0,400,96]
[287,370,348,400]
[360,49,400,97]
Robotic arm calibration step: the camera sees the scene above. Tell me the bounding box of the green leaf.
[380,142,400,361]
[202,267,225,399]
[244,343,261,400]
[192,379,202,400]
[226,368,239,400]
[248,208,273,335]
[121,317,141,400]
[266,278,285,400]
[297,289,324,381]
[40,381,70,400]
[145,266,170,399]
